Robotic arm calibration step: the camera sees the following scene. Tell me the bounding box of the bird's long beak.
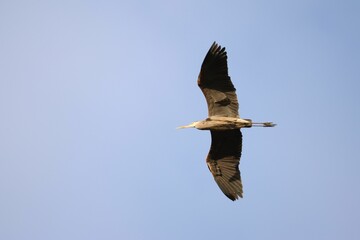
[176,123,196,129]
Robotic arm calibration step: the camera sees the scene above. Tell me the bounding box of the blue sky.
[1,0,360,239]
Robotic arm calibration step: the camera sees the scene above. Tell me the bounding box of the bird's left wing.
[197,42,239,118]
[206,129,243,200]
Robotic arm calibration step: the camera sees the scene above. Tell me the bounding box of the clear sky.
[1,0,360,239]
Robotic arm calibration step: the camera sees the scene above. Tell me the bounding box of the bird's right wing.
[197,42,239,118]
[206,129,243,201]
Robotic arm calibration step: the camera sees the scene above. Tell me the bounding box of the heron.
[178,42,276,201]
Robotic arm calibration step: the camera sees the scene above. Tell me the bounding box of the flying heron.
[178,42,276,201]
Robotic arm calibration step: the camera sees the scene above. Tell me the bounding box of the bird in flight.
[178,42,276,201]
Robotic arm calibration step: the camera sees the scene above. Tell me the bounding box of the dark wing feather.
[198,42,240,117]
[206,130,243,200]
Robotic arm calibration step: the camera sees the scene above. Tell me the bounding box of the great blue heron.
[178,42,276,201]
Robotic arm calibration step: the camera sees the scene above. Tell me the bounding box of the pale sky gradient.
[1,0,360,239]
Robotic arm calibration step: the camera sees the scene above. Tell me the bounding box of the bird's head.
[176,121,199,129]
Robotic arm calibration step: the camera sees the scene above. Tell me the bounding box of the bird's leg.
[251,122,276,127]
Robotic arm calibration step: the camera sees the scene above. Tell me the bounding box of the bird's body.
[178,42,275,201]
[179,116,252,130]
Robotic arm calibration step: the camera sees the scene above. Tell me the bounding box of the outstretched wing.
[197,42,239,117]
[206,129,243,200]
